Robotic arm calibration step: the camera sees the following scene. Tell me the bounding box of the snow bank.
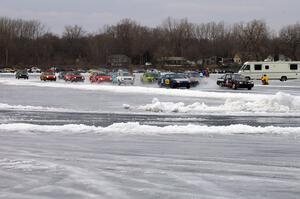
[135,92,300,114]
[0,122,299,135]
[0,103,70,112]
[0,78,266,100]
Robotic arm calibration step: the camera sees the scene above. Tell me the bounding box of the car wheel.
[186,85,190,89]
[280,76,287,81]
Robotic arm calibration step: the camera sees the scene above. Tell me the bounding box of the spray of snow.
[0,122,299,135]
[135,92,300,114]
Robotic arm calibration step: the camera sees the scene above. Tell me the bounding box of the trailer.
[238,61,300,81]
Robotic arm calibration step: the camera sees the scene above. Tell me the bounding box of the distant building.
[107,54,131,67]
[203,56,218,66]
[233,54,242,64]
[278,54,292,61]
[264,55,274,62]
[220,58,234,66]
[158,57,189,67]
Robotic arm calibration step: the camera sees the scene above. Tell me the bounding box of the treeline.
[0,16,299,68]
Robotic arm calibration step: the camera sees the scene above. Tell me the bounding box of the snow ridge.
[0,122,299,135]
[135,92,300,114]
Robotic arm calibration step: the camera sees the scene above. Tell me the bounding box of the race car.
[90,71,112,83]
[112,70,135,85]
[158,73,191,89]
[217,73,254,90]
[64,71,85,82]
[140,72,160,83]
[40,71,56,81]
[15,70,29,79]
[185,71,200,86]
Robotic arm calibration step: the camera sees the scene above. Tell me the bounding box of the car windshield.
[97,72,107,76]
[172,73,186,79]
[188,72,199,77]
[232,74,246,80]
[121,72,130,76]
[44,72,54,75]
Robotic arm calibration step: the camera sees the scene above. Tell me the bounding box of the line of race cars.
[13,68,255,90]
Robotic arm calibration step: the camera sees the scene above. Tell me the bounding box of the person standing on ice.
[261,74,269,85]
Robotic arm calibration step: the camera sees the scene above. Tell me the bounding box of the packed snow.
[1,73,300,199]
[1,122,300,135]
[128,92,300,115]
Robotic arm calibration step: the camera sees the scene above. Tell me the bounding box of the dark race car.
[64,71,85,82]
[217,73,254,90]
[16,70,29,79]
[158,73,191,89]
[185,71,200,87]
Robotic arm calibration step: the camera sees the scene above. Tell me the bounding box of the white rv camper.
[238,61,300,81]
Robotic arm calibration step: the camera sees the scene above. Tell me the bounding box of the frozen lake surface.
[0,73,300,199]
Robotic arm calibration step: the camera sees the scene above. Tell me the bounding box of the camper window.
[254,64,262,70]
[265,65,269,70]
[290,64,298,70]
[242,64,250,70]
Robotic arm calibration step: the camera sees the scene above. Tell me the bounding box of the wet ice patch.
[0,122,300,135]
[136,92,300,114]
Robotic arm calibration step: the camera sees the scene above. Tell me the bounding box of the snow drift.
[0,122,300,135]
[134,92,300,114]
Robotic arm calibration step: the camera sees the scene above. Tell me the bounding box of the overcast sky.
[0,0,299,34]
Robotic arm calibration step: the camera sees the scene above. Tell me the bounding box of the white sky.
[0,0,299,34]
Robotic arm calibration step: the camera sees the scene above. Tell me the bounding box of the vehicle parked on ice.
[217,73,254,90]
[64,71,85,82]
[40,71,56,81]
[90,71,112,83]
[15,70,29,79]
[238,61,300,81]
[185,71,200,86]
[112,71,134,85]
[158,73,191,89]
[1,67,15,73]
[28,67,41,73]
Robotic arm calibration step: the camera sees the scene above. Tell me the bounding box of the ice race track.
[0,73,300,199]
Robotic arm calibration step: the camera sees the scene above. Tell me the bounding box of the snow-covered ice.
[1,73,300,198]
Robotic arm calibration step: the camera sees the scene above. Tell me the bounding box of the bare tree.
[279,23,300,60]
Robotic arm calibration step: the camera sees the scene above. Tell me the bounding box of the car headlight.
[239,82,243,84]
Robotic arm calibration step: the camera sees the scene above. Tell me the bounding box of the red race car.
[64,71,85,82]
[90,72,112,83]
[40,71,56,81]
